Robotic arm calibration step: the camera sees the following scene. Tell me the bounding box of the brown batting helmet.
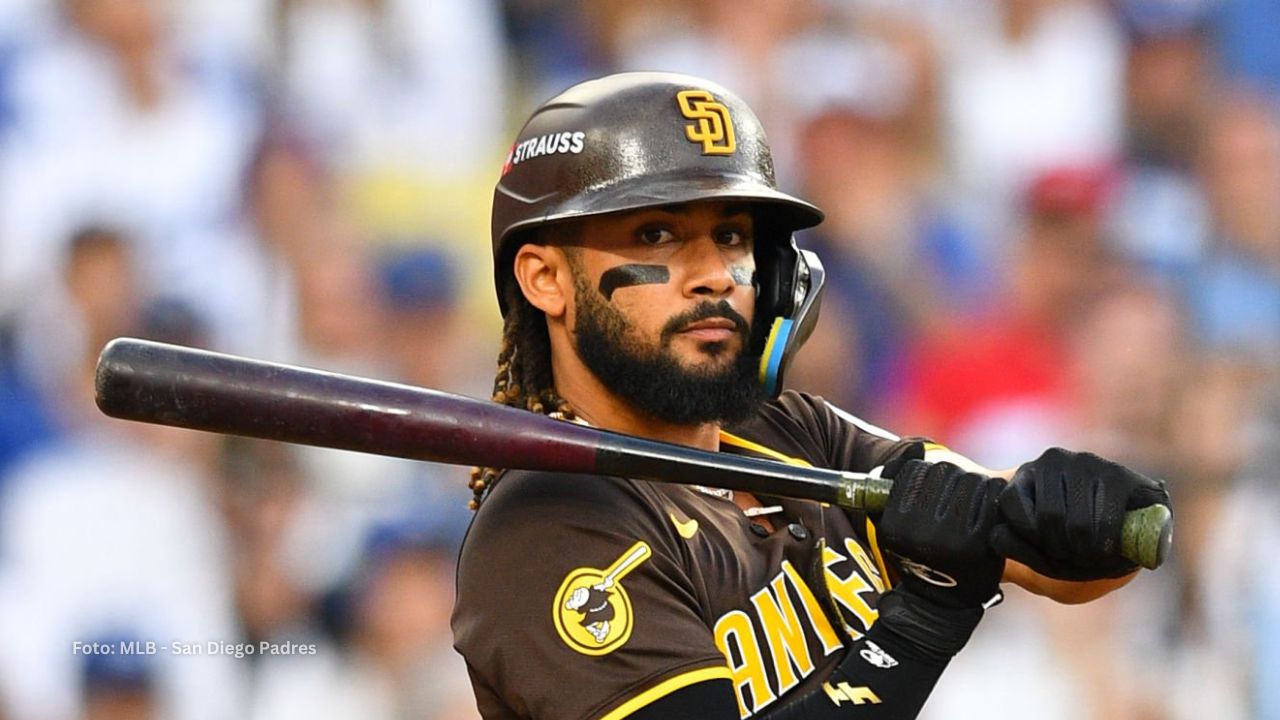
[491,71,826,397]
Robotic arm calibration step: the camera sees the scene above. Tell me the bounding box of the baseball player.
[452,72,1171,719]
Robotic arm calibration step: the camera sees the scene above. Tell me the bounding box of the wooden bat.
[93,337,1172,570]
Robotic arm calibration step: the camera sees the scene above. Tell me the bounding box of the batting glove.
[991,447,1171,580]
[879,460,1006,610]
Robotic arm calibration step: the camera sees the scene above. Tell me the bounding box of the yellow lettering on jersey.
[713,610,776,719]
[822,546,879,634]
[750,570,814,695]
[844,538,886,593]
[822,681,882,706]
[779,560,843,656]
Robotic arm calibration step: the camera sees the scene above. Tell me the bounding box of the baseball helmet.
[491,71,826,398]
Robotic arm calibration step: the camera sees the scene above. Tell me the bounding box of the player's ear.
[513,244,573,319]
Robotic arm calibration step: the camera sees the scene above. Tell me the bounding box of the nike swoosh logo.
[669,512,699,539]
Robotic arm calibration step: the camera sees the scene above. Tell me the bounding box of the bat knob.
[1120,504,1173,570]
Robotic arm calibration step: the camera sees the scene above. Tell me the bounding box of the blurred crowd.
[0,0,1276,718]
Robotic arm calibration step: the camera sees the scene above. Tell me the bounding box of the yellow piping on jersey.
[719,430,813,467]
[863,518,893,591]
[598,665,733,720]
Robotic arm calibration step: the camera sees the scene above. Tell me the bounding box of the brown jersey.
[451,391,924,719]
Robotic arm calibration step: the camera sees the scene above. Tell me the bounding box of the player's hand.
[991,447,1171,581]
[879,460,1005,610]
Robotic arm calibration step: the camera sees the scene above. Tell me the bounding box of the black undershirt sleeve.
[752,604,959,719]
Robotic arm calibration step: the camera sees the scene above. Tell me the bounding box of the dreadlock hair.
[469,231,580,510]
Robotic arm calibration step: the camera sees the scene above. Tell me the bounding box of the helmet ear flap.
[754,237,825,398]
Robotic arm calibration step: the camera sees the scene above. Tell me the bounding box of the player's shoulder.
[765,390,901,440]
[742,388,824,432]
[729,390,920,472]
[719,390,833,467]
[732,389,869,443]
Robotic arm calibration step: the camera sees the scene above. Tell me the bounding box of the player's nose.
[679,235,736,298]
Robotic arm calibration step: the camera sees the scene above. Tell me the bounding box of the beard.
[571,273,764,425]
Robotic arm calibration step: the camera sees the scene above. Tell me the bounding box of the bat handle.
[839,474,1173,570]
[837,473,894,515]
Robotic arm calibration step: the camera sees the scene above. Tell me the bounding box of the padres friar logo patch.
[553,541,652,656]
[677,90,736,155]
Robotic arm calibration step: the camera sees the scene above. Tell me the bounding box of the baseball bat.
[94,337,1171,570]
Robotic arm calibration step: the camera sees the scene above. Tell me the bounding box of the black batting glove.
[868,460,1006,665]
[879,460,1006,610]
[991,447,1171,581]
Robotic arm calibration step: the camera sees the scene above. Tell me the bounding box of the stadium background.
[0,0,1277,717]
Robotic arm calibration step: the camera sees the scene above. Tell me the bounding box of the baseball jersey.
[451,390,924,719]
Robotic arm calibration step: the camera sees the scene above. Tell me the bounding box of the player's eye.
[637,225,676,246]
[715,225,751,247]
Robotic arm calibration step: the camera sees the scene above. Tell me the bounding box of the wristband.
[871,588,986,663]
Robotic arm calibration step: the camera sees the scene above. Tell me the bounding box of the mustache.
[660,301,750,343]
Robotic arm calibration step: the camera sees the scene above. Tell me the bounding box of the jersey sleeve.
[451,470,731,720]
